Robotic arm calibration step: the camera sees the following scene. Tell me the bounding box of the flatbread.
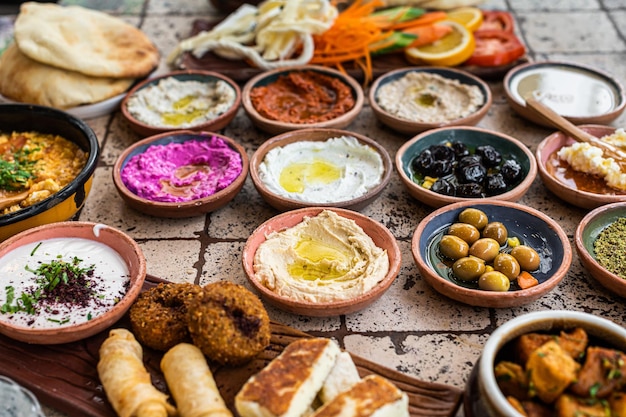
[14,2,159,78]
[0,43,136,109]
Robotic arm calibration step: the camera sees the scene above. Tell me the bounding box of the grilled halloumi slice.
[235,338,340,417]
[319,351,362,404]
[310,375,409,417]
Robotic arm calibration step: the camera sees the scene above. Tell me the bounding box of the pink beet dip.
[120,135,242,203]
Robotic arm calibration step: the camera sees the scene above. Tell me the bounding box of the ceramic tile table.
[2,0,625,416]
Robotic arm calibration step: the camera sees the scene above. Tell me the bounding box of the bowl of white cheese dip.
[250,128,392,212]
[0,221,146,344]
[121,70,241,137]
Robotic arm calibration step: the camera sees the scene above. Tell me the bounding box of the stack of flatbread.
[0,2,159,110]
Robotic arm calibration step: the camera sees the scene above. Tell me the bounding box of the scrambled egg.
[0,131,87,214]
[558,128,626,191]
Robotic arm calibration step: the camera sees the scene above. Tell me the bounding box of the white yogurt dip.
[258,136,384,203]
[0,237,130,329]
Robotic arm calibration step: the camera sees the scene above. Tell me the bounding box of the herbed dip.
[253,210,389,303]
[375,71,484,123]
[125,76,236,128]
[249,70,355,124]
[120,136,242,203]
[0,237,130,329]
[258,135,384,203]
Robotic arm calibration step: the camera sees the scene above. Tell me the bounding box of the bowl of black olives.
[396,126,537,208]
[411,200,571,308]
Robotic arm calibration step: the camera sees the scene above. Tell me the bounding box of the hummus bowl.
[575,202,626,299]
[113,130,248,218]
[0,221,146,344]
[0,104,99,242]
[242,207,401,316]
[250,128,392,212]
[242,65,364,135]
[121,70,241,137]
[536,124,626,209]
[396,126,537,208]
[411,200,571,308]
[369,67,492,135]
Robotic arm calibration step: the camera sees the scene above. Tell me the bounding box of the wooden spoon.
[525,96,626,169]
[0,191,29,210]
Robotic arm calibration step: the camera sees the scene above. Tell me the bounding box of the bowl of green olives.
[411,200,571,307]
[396,126,537,208]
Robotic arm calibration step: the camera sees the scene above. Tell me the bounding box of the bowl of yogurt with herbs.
[0,221,146,344]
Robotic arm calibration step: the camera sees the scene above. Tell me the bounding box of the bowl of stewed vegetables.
[396,126,537,208]
[411,200,571,308]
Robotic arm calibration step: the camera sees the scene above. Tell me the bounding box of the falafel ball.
[129,282,202,351]
[187,281,271,365]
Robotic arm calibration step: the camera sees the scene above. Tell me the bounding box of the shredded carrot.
[517,271,539,290]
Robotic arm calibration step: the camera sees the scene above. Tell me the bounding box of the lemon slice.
[446,7,484,32]
[405,20,475,67]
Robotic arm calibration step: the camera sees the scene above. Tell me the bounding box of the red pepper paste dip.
[249,70,355,124]
[120,136,242,203]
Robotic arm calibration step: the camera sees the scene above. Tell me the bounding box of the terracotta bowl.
[464,310,626,417]
[242,207,401,316]
[575,202,626,298]
[536,124,626,209]
[250,128,392,212]
[504,61,626,128]
[411,200,571,308]
[0,104,99,242]
[396,126,537,208]
[241,65,364,135]
[113,130,248,218]
[121,70,241,137]
[369,67,492,135]
[0,221,146,344]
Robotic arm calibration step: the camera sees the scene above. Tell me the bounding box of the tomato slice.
[464,30,525,67]
[477,10,515,33]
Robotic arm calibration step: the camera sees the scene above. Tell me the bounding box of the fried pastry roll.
[161,343,233,417]
[97,328,176,417]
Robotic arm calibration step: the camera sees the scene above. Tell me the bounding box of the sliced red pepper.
[464,30,525,67]
[476,10,515,33]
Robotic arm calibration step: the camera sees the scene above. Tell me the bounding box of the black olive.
[485,173,508,195]
[411,149,434,173]
[412,145,455,177]
[500,159,523,184]
[431,178,455,195]
[476,145,502,168]
[430,144,456,162]
[456,182,484,197]
[457,159,486,184]
[451,142,470,159]
[457,155,482,170]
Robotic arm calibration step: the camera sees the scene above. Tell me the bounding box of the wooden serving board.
[178,19,530,83]
[0,276,463,417]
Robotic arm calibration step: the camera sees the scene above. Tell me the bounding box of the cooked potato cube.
[526,340,580,404]
[555,394,608,417]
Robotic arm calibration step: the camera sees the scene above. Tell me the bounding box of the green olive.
[469,238,500,262]
[482,222,508,246]
[458,208,488,230]
[452,256,485,281]
[439,235,469,260]
[478,270,511,292]
[510,245,541,271]
[493,253,521,280]
[448,223,481,245]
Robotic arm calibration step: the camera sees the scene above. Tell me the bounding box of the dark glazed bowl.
[536,124,626,209]
[396,126,537,208]
[411,200,571,308]
[575,202,626,298]
[370,67,492,135]
[464,310,626,417]
[504,61,626,127]
[121,70,241,137]
[242,65,364,135]
[113,130,248,218]
[0,104,99,241]
[250,128,392,212]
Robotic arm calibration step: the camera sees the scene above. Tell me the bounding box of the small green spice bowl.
[575,202,626,298]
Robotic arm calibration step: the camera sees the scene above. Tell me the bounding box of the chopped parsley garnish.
[0,148,38,191]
